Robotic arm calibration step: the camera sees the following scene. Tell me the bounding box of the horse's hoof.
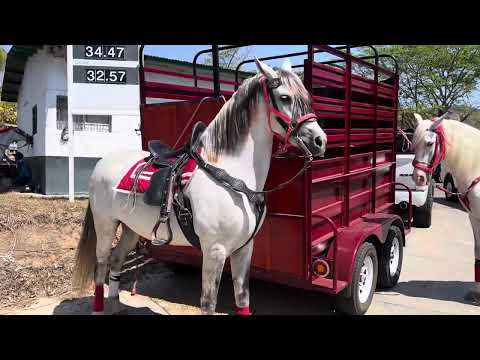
[464,290,480,305]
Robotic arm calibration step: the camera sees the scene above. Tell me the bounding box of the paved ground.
[3,189,479,315]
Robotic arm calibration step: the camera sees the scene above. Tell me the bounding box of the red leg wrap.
[475,260,480,283]
[236,306,252,316]
[93,285,104,313]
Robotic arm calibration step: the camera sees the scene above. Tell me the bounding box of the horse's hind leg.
[107,224,139,314]
[465,214,480,305]
[200,243,227,315]
[230,240,254,315]
[92,217,119,315]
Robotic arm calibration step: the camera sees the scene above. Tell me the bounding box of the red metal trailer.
[139,45,411,315]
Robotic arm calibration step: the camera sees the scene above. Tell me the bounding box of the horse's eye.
[279,95,291,103]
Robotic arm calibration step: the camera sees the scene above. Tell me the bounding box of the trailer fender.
[333,215,405,297]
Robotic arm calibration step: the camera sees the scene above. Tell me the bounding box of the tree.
[0,47,6,68]
[0,48,16,125]
[377,46,480,121]
[203,46,253,70]
[0,102,17,125]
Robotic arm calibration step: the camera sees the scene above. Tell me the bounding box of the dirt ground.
[0,193,88,309]
[2,191,479,315]
[0,193,166,313]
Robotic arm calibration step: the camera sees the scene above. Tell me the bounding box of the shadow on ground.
[55,262,337,315]
[123,264,337,315]
[434,197,465,212]
[53,296,160,315]
[384,280,479,306]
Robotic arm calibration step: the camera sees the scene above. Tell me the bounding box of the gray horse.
[72,59,327,315]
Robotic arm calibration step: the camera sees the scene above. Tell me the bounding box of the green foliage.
[0,101,17,125]
[0,47,6,68]
[378,46,480,120]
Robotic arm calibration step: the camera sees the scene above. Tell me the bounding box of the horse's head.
[255,59,327,158]
[411,113,448,187]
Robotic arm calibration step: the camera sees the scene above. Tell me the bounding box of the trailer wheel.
[335,242,378,315]
[413,183,434,228]
[377,225,403,288]
[444,175,458,202]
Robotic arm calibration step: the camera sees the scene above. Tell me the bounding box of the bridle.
[261,76,318,158]
[412,121,448,174]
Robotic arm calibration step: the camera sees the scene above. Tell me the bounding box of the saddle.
[142,121,206,247]
[141,120,266,253]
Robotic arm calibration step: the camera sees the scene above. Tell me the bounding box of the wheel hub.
[358,256,374,304]
[447,181,453,194]
[389,236,400,277]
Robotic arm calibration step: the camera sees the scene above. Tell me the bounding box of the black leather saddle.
[143,121,207,207]
[141,121,207,247]
[147,121,207,166]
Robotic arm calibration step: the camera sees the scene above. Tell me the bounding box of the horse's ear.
[280,58,292,72]
[414,113,423,128]
[255,58,277,80]
[430,113,447,131]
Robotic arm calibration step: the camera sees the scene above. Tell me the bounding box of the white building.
[1,45,252,194]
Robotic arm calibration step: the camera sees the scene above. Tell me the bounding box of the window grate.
[56,96,112,133]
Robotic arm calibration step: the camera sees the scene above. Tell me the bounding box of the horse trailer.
[139,45,411,315]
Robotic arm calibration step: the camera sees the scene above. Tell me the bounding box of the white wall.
[0,70,4,93]
[18,46,142,159]
[16,47,49,157]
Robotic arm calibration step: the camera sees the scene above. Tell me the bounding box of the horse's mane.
[203,69,312,162]
[413,118,480,150]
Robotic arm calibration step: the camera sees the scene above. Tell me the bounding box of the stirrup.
[150,217,173,246]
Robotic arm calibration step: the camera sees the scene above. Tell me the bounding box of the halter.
[412,121,448,174]
[260,76,318,156]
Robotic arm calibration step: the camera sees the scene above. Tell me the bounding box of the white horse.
[411,113,480,304]
[72,59,327,315]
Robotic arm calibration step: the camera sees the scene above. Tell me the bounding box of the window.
[32,105,37,135]
[56,95,112,133]
[73,114,112,133]
[56,96,68,130]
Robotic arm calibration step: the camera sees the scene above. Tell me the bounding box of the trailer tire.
[335,242,378,315]
[444,175,458,202]
[377,225,403,288]
[413,183,433,228]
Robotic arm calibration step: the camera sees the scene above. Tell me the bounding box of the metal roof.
[1,46,255,103]
[143,54,255,77]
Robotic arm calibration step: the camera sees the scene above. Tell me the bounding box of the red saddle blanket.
[115,157,198,194]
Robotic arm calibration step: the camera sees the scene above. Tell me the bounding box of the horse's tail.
[72,202,97,292]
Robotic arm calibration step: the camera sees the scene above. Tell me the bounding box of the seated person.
[14,152,32,187]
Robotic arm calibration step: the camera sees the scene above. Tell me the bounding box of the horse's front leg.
[465,214,480,305]
[230,240,254,315]
[200,243,227,315]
